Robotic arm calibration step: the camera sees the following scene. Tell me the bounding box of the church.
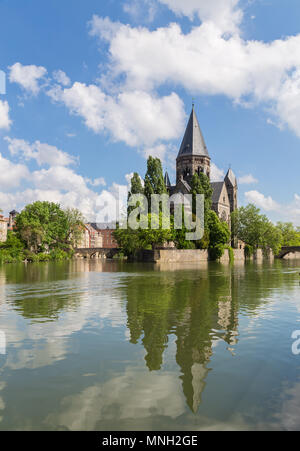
[164,106,238,227]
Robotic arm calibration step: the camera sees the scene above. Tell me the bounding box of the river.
[0,259,300,430]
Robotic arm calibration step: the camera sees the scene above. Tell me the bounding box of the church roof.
[164,171,171,188]
[225,168,237,186]
[178,107,210,159]
[211,182,225,204]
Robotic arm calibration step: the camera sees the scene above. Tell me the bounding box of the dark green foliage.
[207,211,231,260]
[191,173,212,227]
[244,244,253,258]
[144,157,167,206]
[225,245,235,263]
[1,202,83,264]
[276,222,300,247]
[232,204,283,254]
[129,172,144,196]
[209,244,225,261]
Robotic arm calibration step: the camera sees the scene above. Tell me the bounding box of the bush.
[225,246,235,263]
[244,244,253,258]
[49,249,71,261]
[209,244,225,261]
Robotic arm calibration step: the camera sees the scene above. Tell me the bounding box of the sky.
[0,0,300,223]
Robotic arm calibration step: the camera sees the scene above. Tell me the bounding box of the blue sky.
[0,0,300,223]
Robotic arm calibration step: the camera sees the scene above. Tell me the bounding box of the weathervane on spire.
[192,98,195,109]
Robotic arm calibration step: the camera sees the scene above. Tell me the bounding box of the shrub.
[225,246,235,263]
[244,244,253,258]
[209,244,225,261]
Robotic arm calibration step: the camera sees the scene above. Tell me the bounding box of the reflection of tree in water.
[1,260,128,322]
[125,260,299,413]
[124,264,240,412]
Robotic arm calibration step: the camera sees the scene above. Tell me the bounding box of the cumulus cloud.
[9,63,47,95]
[0,153,29,189]
[245,190,280,212]
[123,0,158,23]
[0,100,12,130]
[238,174,258,185]
[52,70,71,86]
[5,137,77,167]
[85,177,106,187]
[0,136,125,220]
[158,0,243,33]
[89,15,300,138]
[210,163,225,182]
[47,82,185,148]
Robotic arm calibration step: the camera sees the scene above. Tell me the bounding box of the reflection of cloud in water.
[46,368,185,431]
[3,273,127,370]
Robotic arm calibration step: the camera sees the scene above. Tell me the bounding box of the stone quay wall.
[137,248,273,263]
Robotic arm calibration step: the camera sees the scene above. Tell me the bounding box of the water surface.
[0,259,300,431]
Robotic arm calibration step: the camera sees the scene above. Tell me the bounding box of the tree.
[65,208,85,248]
[128,172,144,215]
[16,201,69,252]
[207,210,231,259]
[144,157,167,206]
[128,172,144,196]
[232,204,283,254]
[191,173,212,216]
[276,222,300,247]
[114,213,174,257]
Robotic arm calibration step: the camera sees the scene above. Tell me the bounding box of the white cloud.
[245,190,280,212]
[52,70,71,86]
[210,163,225,182]
[238,174,258,185]
[0,100,12,130]
[158,0,243,33]
[143,144,167,160]
[47,82,185,148]
[89,16,300,138]
[123,0,158,23]
[85,177,106,187]
[5,137,77,167]
[0,153,29,189]
[9,63,47,95]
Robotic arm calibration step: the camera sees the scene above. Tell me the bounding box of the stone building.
[77,224,103,249]
[89,223,118,249]
[0,215,7,243]
[166,106,238,231]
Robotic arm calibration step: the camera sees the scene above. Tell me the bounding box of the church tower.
[224,168,238,214]
[176,106,211,185]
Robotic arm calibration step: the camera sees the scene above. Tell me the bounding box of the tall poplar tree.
[144,157,167,206]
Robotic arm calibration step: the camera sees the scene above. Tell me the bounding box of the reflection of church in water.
[125,265,240,414]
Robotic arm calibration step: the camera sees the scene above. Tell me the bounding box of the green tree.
[16,201,69,252]
[144,157,167,206]
[127,172,144,215]
[129,172,144,196]
[276,222,300,246]
[232,204,283,254]
[65,208,85,248]
[207,210,231,259]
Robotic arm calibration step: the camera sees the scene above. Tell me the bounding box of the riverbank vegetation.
[115,157,299,260]
[0,201,84,263]
[114,156,231,260]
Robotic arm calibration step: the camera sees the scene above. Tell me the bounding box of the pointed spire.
[225,168,237,186]
[164,171,171,188]
[178,107,210,158]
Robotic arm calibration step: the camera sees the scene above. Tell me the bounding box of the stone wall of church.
[176,155,211,184]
